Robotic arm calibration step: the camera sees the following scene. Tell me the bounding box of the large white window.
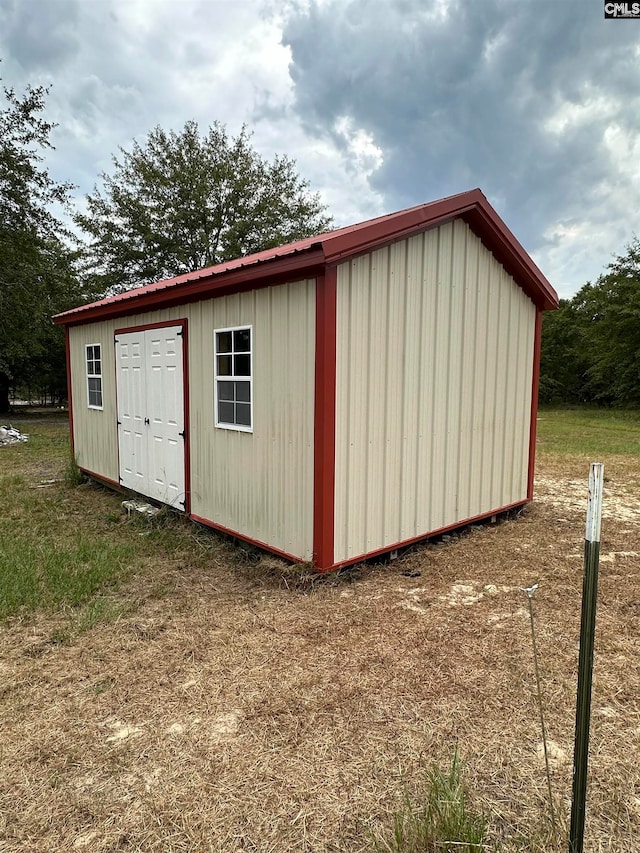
[214,326,252,431]
[86,343,103,409]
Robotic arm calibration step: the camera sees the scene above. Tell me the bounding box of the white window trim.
[86,343,104,411]
[214,325,253,433]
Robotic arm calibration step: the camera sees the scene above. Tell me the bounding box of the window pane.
[217,354,232,376]
[216,331,232,353]
[94,360,101,375]
[88,377,102,407]
[236,381,250,403]
[218,381,235,401]
[234,329,250,352]
[236,403,251,426]
[218,401,234,424]
[234,354,250,376]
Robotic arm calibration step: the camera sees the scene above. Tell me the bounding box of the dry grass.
[1,424,639,851]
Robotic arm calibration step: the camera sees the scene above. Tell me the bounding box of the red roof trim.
[54,189,558,326]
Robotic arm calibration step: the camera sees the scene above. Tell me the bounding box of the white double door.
[116,325,186,509]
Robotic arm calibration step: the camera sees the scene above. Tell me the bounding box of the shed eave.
[53,246,326,326]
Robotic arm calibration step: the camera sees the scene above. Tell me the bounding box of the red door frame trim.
[114,318,190,513]
[312,268,337,571]
[527,309,543,501]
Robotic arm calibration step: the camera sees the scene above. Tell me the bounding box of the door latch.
[144,417,150,425]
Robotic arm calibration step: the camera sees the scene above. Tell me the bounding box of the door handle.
[144,417,150,426]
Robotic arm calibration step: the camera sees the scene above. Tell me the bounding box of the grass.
[374,751,488,852]
[0,531,135,617]
[0,419,210,627]
[537,406,640,456]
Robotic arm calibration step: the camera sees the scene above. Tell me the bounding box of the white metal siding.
[334,220,536,563]
[186,284,316,560]
[67,279,316,560]
[69,322,119,482]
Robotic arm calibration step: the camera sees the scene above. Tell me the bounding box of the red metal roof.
[54,188,558,325]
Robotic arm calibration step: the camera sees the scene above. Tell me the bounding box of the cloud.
[282,0,640,294]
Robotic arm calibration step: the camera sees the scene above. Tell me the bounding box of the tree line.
[540,241,640,407]
[0,80,331,413]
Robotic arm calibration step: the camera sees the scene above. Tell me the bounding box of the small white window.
[86,343,103,409]
[214,326,252,431]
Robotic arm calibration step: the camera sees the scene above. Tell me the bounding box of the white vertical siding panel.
[419,230,439,533]
[458,226,479,521]
[399,235,423,541]
[515,293,535,499]
[365,248,388,551]
[350,255,372,559]
[432,223,453,531]
[334,221,537,564]
[469,247,490,517]
[444,221,465,525]
[383,242,406,546]
[481,255,500,512]
[502,275,518,503]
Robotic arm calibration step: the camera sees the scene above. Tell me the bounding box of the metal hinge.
[179,430,185,438]
[177,329,183,337]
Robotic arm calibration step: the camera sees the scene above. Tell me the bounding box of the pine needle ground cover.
[0,411,638,851]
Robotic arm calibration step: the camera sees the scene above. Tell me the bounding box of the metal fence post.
[569,462,604,853]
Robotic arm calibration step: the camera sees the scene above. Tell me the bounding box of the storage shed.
[54,188,558,572]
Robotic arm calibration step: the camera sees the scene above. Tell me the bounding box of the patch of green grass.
[0,421,208,625]
[0,531,135,618]
[74,594,134,633]
[537,407,640,456]
[63,452,86,486]
[374,751,489,853]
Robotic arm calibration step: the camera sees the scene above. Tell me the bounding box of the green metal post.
[569,462,604,853]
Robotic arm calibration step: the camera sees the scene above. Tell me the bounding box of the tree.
[574,242,640,405]
[75,121,333,293]
[539,298,589,404]
[540,239,640,407]
[0,82,84,413]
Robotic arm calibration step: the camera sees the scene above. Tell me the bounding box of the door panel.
[116,326,185,509]
[117,334,147,493]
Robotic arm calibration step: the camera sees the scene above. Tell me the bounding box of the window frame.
[214,325,253,433]
[85,343,104,410]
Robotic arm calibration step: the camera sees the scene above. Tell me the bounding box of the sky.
[1,0,639,299]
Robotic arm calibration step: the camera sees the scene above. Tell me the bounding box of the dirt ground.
[1,450,639,852]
